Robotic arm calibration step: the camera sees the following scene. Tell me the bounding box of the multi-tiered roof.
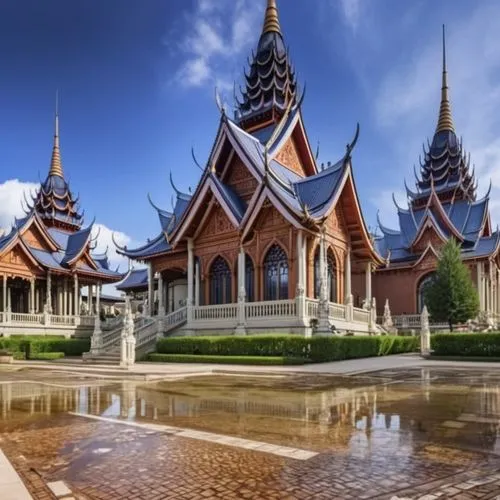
[375,27,498,267]
[0,106,123,282]
[117,0,381,268]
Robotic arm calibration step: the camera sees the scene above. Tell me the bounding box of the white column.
[345,249,352,300]
[235,247,247,335]
[46,271,52,314]
[74,275,79,316]
[365,262,372,304]
[2,274,7,312]
[477,262,483,311]
[187,238,194,325]
[147,263,154,317]
[29,279,35,314]
[195,261,200,307]
[96,282,101,317]
[63,279,68,316]
[91,282,102,354]
[316,233,331,336]
[158,272,165,316]
[295,231,307,331]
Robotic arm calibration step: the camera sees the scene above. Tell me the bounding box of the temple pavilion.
[117,0,384,337]
[373,27,500,321]
[0,104,123,336]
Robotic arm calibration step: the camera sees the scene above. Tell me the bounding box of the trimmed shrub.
[0,337,90,359]
[432,333,500,357]
[30,352,65,361]
[156,335,419,363]
[148,354,307,365]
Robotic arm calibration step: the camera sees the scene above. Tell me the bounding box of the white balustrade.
[50,315,77,326]
[102,315,124,331]
[79,316,96,327]
[11,313,43,325]
[306,299,319,318]
[392,314,421,328]
[353,307,370,324]
[135,320,159,349]
[193,304,238,321]
[101,326,123,350]
[164,307,187,330]
[0,312,4,323]
[245,300,296,319]
[329,303,346,320]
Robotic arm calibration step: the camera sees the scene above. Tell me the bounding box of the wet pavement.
[1,367,500,499]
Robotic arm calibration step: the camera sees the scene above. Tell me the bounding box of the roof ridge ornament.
[48,90,64,178]
[436,25,455,133]
[262,0,282,36]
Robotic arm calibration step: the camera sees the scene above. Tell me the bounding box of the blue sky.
[1,0,500,276]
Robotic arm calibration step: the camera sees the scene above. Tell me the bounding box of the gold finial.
[262,0,282,36]
[436,25,455,133]
[49,90,64,178]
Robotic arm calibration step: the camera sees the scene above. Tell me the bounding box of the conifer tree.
[424,239,479,331]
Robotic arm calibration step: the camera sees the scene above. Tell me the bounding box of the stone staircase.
[83,307,188,366]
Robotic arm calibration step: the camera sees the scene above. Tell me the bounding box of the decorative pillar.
[147,263,154,317]
[63,279,68,316]
[158,272,165,317]
[91,282,102,354]
[365,262,372,305]
[194,261,200,307]
[29,278,35,314]
[295,230,307,331]
[235,247,247,336]
[316,232,332,336]
[88,285,93,315]
[344,248,353,322]
[186,238,194,327]
[2,274,7,313]
[420,305,431,356]
[477,262,484,311]
[74,275,79,317]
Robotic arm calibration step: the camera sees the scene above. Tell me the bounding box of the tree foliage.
[424,239,479,330]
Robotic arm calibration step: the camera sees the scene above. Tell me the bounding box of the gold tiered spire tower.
[263,0,282,36]
[436,25,455,133]
[48,91,64,178]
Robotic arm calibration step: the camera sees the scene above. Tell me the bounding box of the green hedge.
[432,333,500,357]
[156,335,419,363]
[30,352,65,361]
[149,354,307,365]
[0,336,90,359]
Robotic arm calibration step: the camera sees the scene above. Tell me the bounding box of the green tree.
[424,239,479,331]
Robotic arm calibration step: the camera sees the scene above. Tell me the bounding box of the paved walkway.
[13,354,500,379]
[0,448,33,499]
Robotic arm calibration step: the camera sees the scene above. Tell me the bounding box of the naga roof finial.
[436,25,455,133]
[48,90,64,178]
[262,0,282,36]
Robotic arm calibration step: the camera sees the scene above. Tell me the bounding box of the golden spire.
[436,25,455,133]
[49,90,64,178]
[262,0,282,36]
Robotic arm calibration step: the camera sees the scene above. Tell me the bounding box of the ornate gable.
[0,244,42,278]
[21,224,51,251]
[224,156,259,202]
[255,201,289,232]
[275,137,305,177]
[196,203,236,243]
[412,224,447,254]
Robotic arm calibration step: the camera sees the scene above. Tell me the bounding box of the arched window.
[314,247,338,302]
[245,255,255,303]
[264,245,289,300]
[417,273,435,312]
[210,256,232,305]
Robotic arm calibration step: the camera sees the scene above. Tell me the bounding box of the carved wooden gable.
[326,205,348,241]
[415,247,438,272]
[22,224,51,251]
[255,202,289,232]
[275,138,305,177]
[0,244,40,277]
[196,203,237,243]
[225,156,258,202]
[412,226,446,254]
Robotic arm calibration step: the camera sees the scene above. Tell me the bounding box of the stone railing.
[50,315,77,326]
[79,316,96,327]
[193,304,238,321]
[353,307,370,324]
[378,314,449,330]
[101,325,123,351]
[102,315,124,331]
[329,303,346,320]
[164,307,187,331]
[306,298,319,318]
[11,313,44,324]
[245,300,296,319]
[135,319,159,350]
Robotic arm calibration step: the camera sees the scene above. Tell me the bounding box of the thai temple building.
[0,104,123,337]
[116,0,384,337]
[373,27,500,320]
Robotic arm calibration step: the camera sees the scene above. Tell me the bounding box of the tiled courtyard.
[2,367,500,499]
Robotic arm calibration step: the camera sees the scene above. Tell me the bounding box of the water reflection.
[1,368,500,454]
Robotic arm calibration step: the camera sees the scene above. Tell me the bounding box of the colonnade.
[476,261,500,316]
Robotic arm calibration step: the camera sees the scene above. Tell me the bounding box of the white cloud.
[339,0,362,32]
[91,223,131,274]
[0,179,39,232]
[171,0,264,91]
[374,2,500,224]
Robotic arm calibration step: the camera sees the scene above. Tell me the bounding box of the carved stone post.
[147,263,154,317]
[382,299,394,331]
[158,272,165,317]
[344,248,353,322]
[316,232,332,336]
[91,282,102,354]
[235,247,247,336]
[369,297,377,334]
[194,261,200,308]
[295,230,307,330]
[420,305,431,356]
[185,238,195,334]
[121,298,136,368]
[29,278,35,314]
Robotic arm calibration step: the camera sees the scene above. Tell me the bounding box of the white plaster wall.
[168,279,188,313]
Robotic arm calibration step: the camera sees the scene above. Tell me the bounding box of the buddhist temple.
[0,101,123,337]
[116,0,384,337]
[373,26,500,320]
